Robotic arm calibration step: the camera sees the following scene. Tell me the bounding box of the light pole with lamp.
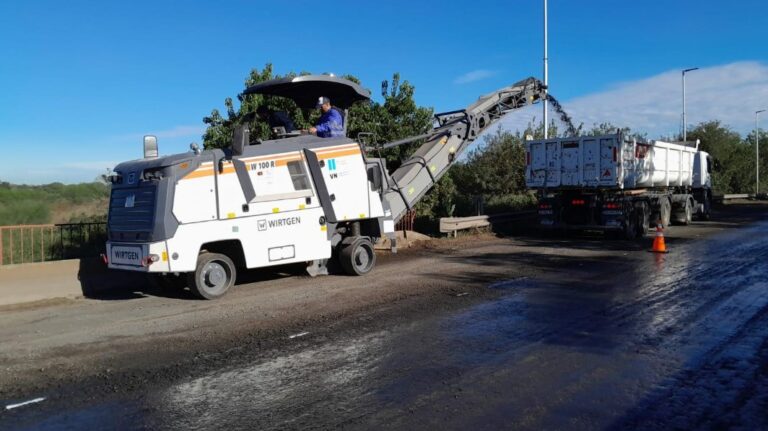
[756,109,766,195]
[682,67,699,142]
[543,0,549,139]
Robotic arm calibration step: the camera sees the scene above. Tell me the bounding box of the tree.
[686,121,752,194]
[347,73,434,170]
[202,64,312,149]
[201,66,434,160]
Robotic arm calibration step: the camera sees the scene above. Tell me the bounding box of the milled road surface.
[1,203,767,430]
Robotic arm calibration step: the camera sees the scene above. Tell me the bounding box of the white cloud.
[454,69,498,85]
[496,61,768,138]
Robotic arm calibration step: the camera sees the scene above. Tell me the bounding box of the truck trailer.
[525,132,713,239]
[106,75,547,299]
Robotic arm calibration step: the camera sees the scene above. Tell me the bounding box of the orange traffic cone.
[650,223,669,253]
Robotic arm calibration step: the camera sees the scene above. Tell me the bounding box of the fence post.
[0,228,3,266]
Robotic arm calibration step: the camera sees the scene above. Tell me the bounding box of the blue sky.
[1,0,766,184]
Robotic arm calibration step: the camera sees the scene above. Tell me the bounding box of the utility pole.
[757,109,766,195]
[543,0,548,139]
[682,67,698,142]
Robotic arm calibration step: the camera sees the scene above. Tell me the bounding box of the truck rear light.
[571,199,585,205]
[142,254,160,267]
[604,202,620,209]
[538,203,552,209]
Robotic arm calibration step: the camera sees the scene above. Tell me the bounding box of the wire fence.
[0,223,107,266]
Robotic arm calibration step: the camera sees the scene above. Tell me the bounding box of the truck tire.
[187,252,236,300]
[339,237,376,276]
[636,201,650,236]
[623,209,638,240]
[700,192,712,221]
[659,198,672,229]
[673,198,693,225]
[682,199,693,225]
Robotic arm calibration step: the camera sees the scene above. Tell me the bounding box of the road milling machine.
[106,75,545,299]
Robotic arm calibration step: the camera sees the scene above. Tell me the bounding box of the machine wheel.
[339,237,376,276]
[659,198,672,229]
[187,252,236,300]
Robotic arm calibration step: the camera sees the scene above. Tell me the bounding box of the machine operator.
[308,96,344,138]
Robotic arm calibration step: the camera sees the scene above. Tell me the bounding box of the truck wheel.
[700,193,712,221]
[682,199,693,225]
[339,237,376,276]
[636,202,650,236]
[623,209,638,240]
[659,198,672,229]
[187,252,236,300]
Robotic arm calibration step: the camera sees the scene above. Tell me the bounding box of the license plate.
[111,245,143,266]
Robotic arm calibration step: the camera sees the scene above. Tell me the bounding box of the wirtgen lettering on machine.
[104,74,548,299]
[268,217,301,228]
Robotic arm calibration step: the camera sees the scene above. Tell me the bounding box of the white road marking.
[5,397,45,410]
[288,332,310,339]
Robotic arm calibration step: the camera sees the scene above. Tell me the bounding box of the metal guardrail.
[0,223,107,266]
[712,194,762,203]
[439,210,537,236]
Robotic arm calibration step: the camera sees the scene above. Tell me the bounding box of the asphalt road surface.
[2,204,767,430]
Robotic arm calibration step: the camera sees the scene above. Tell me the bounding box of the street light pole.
[543,0,548,139]
[682,67,699,142]
[757,109,766,195]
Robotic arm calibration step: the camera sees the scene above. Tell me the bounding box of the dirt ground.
[1,202,767,429]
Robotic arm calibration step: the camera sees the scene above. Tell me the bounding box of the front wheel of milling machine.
[339,237,377,276]
[187,252,237,300]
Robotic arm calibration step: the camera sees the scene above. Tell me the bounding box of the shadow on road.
[76,258,308,301]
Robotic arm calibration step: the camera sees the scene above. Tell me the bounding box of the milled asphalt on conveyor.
[5,220,768,430]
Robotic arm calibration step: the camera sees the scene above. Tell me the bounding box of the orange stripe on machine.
[180,144,361,180]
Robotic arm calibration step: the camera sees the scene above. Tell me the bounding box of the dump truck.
[525,132,713,239]
[105,75,546,299]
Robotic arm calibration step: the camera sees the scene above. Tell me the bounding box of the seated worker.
[256,106,296,133]
[309,97,344,138]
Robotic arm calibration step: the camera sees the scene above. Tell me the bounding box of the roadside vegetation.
[3,65,764,228]
[0,181,109,226]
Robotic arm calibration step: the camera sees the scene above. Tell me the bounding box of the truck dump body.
[525,134,700,190]
[525,133,712,239]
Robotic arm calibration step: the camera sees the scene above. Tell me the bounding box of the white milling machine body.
[106,75,546,298]
[525,132,713,239]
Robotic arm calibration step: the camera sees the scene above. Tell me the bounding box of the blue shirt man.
[309,97,344,138]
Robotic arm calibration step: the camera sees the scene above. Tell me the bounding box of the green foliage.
[452,129,528,199]
[446,128,537,216]
[348,73,434,169]
[484,193,538,214]
[203,64,313,149]
[0,181,110,225]
[686,120,766,194]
